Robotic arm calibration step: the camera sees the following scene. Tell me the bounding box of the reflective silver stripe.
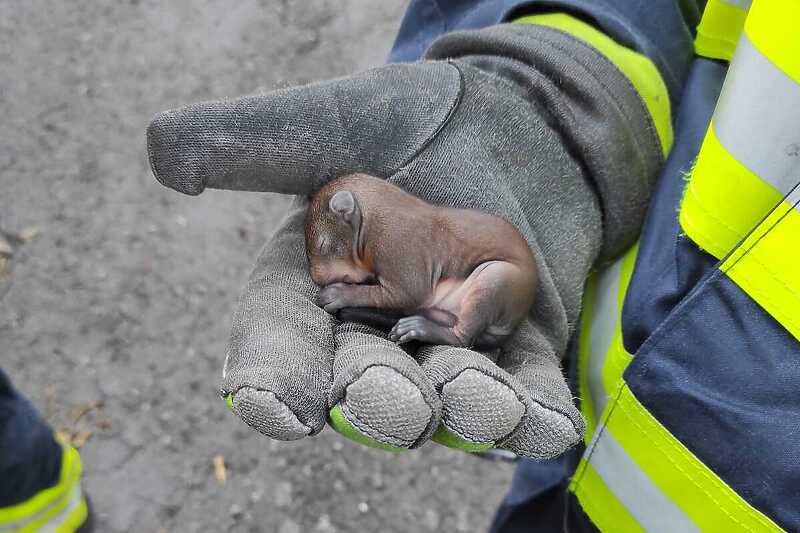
[587,428,700,533]
[0,483,82,533]
[787,183,800,208]
[720,0,751,10]
[714,34,800,197]
[586,258,622,419]
[40,485,83,533]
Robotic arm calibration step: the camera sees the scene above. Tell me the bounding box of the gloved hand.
[146,23,661,457]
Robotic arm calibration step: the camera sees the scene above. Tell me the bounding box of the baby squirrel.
[304,174,537,349]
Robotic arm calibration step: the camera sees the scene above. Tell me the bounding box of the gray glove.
[146,24,661,457]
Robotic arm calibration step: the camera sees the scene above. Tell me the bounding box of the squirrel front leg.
[317,283,396,314]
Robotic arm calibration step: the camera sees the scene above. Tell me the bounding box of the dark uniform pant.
[0,369,63,509]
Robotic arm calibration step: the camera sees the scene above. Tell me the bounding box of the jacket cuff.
[514,13,672,156]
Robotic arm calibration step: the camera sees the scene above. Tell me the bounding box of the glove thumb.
[146,61,461,196]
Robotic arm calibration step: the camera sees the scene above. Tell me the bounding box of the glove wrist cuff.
[425,23,664,261]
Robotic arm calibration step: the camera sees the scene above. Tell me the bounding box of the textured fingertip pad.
[501,403,583,460]
[328,405,406,452]
[146,109,206,196]
[439,369,525,444]
[331,366,433,449]
[229,387,312,441]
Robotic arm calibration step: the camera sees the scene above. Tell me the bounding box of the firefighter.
[145,0,796,531]
[0,370,92,532]
[6,1,794,531]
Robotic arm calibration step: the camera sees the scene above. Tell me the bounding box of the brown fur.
[304,174,537,348]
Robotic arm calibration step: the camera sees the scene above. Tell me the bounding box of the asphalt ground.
[1,1,515,531]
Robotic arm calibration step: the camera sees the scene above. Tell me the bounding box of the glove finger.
[146,62,461,196]
[416,344,527,452]
[221,198,334,440]
[495,320,585,459]
[326,322,442,450]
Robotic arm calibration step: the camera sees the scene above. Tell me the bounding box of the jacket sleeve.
[389,0,703,109]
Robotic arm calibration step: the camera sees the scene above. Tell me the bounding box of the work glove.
[146,23,662,457]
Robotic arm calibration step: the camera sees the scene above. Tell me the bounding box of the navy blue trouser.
[0,369,63,508]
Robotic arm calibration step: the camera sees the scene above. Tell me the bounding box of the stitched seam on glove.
[439,420,494,444]
[229,386,313,433]
[395,60,465,172]
[338,402,417,447]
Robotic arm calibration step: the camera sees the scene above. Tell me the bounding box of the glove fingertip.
[146,109,206,196]
[227,386,314,441]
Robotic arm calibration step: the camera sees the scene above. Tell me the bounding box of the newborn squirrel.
[304,174,537,349]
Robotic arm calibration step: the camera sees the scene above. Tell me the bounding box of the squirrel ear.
[329,190,356,222]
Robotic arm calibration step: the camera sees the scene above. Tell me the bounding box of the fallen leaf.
[213,454,227,484]
[55,430,71,445]
[17,226,40,242]
[0,237,12,257]
[71,430,93,448]
[70,400,102,425]
[55,430,92,449]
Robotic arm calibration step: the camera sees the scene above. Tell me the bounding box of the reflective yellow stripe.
[744,0,800,85]
[722,188,800,342]
[572,385,785,532]
[577,273,599,437]
[577,244,638,442]
[515,13,673,155]
[695,0,751,61]
[577,259,617,439]
[55,492,87,533]
[599,248,636,404]
[712,36,800,194]
[599,330,632,406]
[0,441,84,532]
[33,485,86,533]
[572,461,644,532]
[612,386,782,531]
[683,5,800,255]
[679,122,782,260]
[681,1,800,340]
[575,2,798,529]
[587,415,700,532]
